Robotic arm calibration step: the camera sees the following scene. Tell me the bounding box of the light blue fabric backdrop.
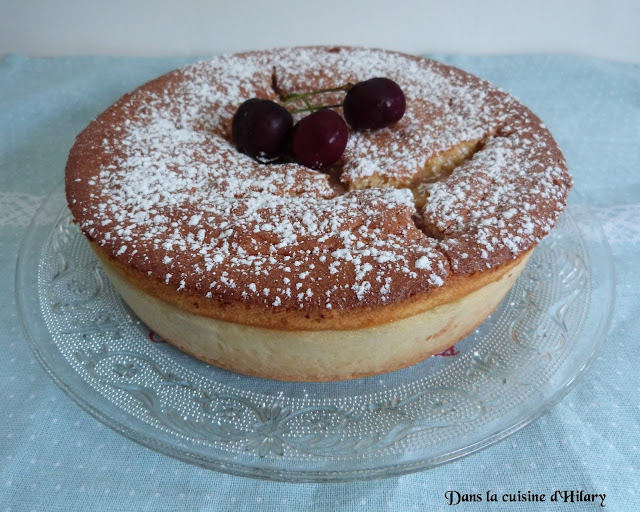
[1,54,638,510]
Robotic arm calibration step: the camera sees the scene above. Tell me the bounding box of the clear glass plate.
[17,183,614,482]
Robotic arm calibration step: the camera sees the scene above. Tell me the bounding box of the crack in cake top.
[65,47,571,311]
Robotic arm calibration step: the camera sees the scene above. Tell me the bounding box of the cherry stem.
[289,103,344,114]
[281,84,353,107]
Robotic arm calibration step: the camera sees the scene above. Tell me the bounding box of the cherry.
[343,77,406,130]
[232,98,293,162]
[290,110,348,170]
[230,77,407,168]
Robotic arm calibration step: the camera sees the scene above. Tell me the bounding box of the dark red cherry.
[343,77,406,130]
[290,110,348,170]
[232,98,293,162]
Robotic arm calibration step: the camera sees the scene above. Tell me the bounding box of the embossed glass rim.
[17,182,615,482]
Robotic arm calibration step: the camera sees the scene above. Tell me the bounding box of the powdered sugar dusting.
[67,47,571,309]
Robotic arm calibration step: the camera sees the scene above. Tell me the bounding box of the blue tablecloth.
[1,54,638,511]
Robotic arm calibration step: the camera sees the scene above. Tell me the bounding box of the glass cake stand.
[17,183,614,482]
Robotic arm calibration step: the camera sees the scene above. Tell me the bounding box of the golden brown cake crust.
[66,47,571,327]
[92,242,532,330]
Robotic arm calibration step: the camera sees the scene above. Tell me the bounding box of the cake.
[65,47,572,381]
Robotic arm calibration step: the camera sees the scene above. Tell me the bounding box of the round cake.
[65,47,572,381]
